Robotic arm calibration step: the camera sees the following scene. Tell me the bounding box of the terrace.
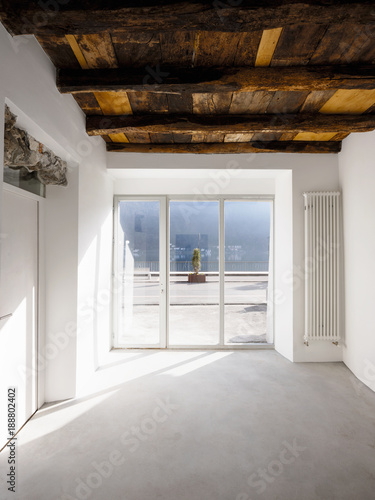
[118,261,271,347]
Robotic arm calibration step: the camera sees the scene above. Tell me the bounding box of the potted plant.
[188,248,206,283]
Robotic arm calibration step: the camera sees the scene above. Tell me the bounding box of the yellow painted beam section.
[65,34,89,69]
[192,33,200,67]
[319,90,375,114]
[93,92,133,115]
[255,28,283,67]
[294,132,338,141]
[109,133,130,143]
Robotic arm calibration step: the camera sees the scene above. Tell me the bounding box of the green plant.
[192,248,201,274]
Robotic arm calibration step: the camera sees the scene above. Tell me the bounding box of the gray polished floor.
[1,350,375,500]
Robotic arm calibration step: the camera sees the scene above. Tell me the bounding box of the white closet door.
[0,189,38,446]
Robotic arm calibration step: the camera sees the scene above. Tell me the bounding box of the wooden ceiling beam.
[106,141,341,154]
[2,1,375,36]
[57,65,375,95]
[87,113,375,136]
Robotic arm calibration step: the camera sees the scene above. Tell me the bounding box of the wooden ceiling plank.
[4,2,373,35]
[112,33,161,67]
[255,28,283,67]
[332,26,375,64]
[36,35,81,69]
[300,90,337,112]
[194,32,242,67]
[192,93,233,114]
[106,141,342,154]
[128,92,169,114]
[233,31,263,66]
[331,132,350,141]
[73,93,102,115]
[350,30,375,64]
[57,65,375,94]
[167,94,193,114]
[150,133,175,143]
[271,24,327,66]
[173,133,193,143]
[86,113,375,135]
[224,133,254,143]
[191,132,207,143]
[229,91,275,114]
[205,133,225,143]
[74,33,118,69]
[252,132,283,141]
[319,89,375,114]
[122,132,151,143]
[279,132,298,141]
[160,31,195,66]
[265,91,309,114]
[101,135,113,143]
[310,25,349,64]
[310,23,375,65]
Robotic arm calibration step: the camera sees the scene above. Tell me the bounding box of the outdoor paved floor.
[119,276,270,345]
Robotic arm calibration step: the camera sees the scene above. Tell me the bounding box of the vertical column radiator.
[303,192,341,345]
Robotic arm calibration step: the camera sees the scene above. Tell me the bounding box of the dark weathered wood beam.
[1,1,374,36]
[57,66,375,95]
[87,114,375,136]
[106,141,342,154]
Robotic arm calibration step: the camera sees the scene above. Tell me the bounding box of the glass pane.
[3,166,45,197]
[224,201,272,344]
[169,201,219,345]
[116,201,160,345]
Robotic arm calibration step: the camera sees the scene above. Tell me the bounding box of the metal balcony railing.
[132,261,269,273]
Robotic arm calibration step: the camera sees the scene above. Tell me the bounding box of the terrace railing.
[132,261,269,273]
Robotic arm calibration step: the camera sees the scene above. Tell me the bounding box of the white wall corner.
[338,131,375,392]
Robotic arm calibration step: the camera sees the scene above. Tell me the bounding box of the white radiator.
[303,192,341,344]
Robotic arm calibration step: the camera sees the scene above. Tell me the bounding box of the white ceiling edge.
[107,167,287,180]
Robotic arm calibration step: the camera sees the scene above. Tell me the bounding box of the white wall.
[109,152,341,362]
[292,160,342,362]
[0,24,113,402]
[274,171,293,360]
[76,147,114,395]
[339,131,375,392]
[113,170,276,196]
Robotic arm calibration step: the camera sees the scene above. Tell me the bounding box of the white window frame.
[113,195,274,350]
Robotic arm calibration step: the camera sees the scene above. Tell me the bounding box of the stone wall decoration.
[4,105,68,186]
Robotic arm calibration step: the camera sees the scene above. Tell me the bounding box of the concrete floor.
[1,350,375,500]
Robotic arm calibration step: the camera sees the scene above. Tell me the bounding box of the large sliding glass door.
[114,196,273,348]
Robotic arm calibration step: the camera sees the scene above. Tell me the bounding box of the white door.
[0,189,38,446]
